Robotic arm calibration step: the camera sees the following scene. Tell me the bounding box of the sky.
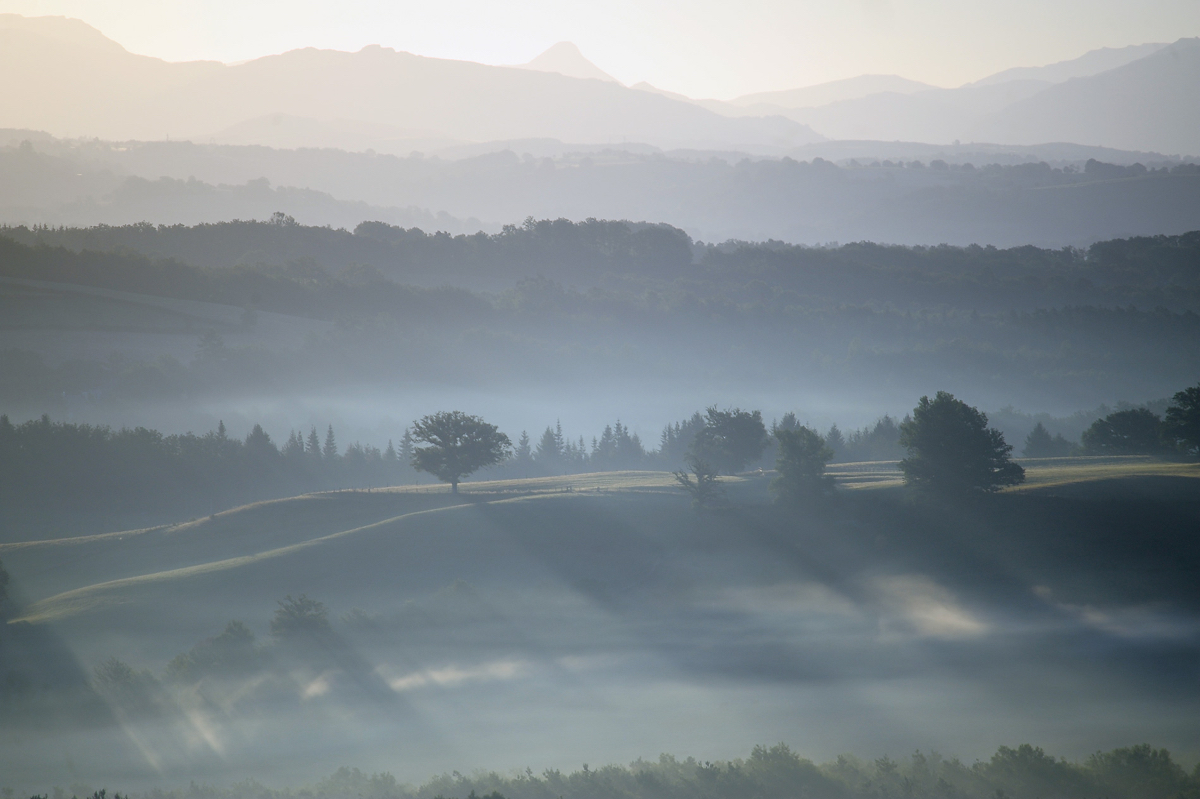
[2,0,1199,99]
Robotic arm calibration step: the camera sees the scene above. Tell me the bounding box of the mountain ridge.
[0,15,821,153]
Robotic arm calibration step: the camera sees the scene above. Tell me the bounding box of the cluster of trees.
[0,415,419,527]
[510,420,647,476]
[2,381,1196,526]
[86,594,348,721]
[1012,385,1200,458]
[1079,385,1200,456]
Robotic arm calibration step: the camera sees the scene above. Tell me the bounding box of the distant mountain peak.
[970,41,1171,87]
[517,41,619,84]
[0,12,128,54]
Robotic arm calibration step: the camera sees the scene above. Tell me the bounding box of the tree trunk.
[451,480,458,494]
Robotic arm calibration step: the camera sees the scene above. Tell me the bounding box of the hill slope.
[2,468,1198,787]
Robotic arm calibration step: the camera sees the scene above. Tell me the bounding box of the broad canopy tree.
[899,391,1025,495]
[411,411,511,493]
[1082,408,1165,456]
[691,407,769,475]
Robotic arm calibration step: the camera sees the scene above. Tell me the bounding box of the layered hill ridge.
[4,13,1197,155]
[0,15,821,153]
[729,39,1200,153]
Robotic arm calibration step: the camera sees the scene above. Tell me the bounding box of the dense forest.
[5,217,1200,307]
[1,221,1198,445]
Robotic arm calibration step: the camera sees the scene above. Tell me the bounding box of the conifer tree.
[825,424,846,460]
[323,425,339,461]
[514,431,533,474]
[536,426,562,470]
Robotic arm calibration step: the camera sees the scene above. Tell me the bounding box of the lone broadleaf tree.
[899,391,1025,495]
[411,411,511,493]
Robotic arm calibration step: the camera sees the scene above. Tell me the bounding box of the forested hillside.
[1,223,1197,425]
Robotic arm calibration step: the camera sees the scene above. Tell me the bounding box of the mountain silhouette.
[742,39,1200,152]
[517,42,619,83]
[972,38,1200,154]
[0,15,821,153]
[969,42,1168,87]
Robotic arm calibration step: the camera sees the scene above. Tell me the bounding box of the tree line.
[5,220,1200,310]
[1,381,1196,525]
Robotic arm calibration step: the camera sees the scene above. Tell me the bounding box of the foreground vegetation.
[23,742,1200,799]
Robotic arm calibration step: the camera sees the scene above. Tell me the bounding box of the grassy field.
[5,456,1196,629]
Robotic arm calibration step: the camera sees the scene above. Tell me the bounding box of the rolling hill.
[1,465,1198,787]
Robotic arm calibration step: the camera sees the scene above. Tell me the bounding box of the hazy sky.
[2,0,1199,98]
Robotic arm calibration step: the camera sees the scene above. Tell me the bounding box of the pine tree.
[514,431,533,474]
[1023,422,1054,457]
[399,428,416,482]
[536,426,562,470]
[306,427,322,460]
[323,425,339,461]
[825,424,845,460]
[384,439,398,478]
[282,430,305,458]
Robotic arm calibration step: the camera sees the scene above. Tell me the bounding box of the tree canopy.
[899,391,1025,495]
[691,407,769,475]
[770,426,835,504]
[1165,382,1200,456]
[1082,408,1165,455]
[411,411,511,492]
[270,595,331,642]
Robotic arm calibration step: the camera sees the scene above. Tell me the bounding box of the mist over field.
[1,6,1199,799]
